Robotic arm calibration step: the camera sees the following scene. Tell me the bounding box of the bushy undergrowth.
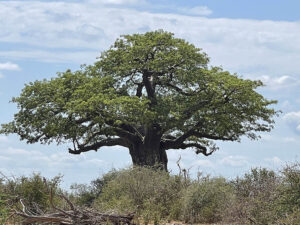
[1,162,300,224]
[0,173,64,224]
[93,167,182,224]
[181,176,233,223]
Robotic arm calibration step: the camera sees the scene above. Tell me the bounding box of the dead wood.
[10,179,135,225]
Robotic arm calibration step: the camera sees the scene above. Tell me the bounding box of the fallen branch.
[11,179,135,225]
[15,208,135,225]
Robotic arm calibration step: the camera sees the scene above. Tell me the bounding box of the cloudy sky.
[1,0,300,188]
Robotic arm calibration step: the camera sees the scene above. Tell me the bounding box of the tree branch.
[158,81,194,96]
[162,127,235,150]
[178,142,216,156]
[142,71,156,103]
[162,126,200,149]
[136,82,144,97]
[68,138,128,154]
[190,131,236,141]
[104,120,140,143]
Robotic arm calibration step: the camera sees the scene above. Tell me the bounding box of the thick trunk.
[128,128,168,170]
[129,144,168,170]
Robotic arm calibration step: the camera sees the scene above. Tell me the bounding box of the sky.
[0,0,300,188]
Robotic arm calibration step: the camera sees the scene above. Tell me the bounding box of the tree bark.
[129,144,168,171]
[128,127,168,170]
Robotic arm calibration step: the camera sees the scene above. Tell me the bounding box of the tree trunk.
[129,144,168,171]
[128,128,168,170]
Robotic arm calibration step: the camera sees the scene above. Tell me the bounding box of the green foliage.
[71,169,118,207]
[0,193,10,225]
[0,173,63,214]
[225,168,280,225]
[181,177,233,223]
[276,209,300,225]
[91,167,234,224]
[1,163,300,224]
[280,162,300,211]
[72,164,298,224]
[93,167,182,222]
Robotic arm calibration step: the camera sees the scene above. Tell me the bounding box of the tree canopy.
[1,30,277,170]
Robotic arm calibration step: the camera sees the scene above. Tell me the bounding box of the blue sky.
[0,0,300,188]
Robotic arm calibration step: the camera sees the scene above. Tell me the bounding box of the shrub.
[1,163,299,225]
[93,166,183,222]
[181,176,234,224]
[227,168,280,225]
[71,169,118,207]
[272,162,300,222]
[0,193,10,225]
[280,162,300,211]
[0,173,63,214]
[276,209,300,225]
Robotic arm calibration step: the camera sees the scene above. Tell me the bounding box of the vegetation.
[1,162,300,224]
[0,173,64,224]
[1,30,277,170]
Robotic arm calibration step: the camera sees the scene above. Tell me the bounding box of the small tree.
[1,30,277,170]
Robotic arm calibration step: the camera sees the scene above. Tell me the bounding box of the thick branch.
[142,71,156,103]
[68,138,128,154]
[103,120,140,143]
[162,130,195,149]
[168,141,216,156]
[178,142,216,156]
[162,128,235,150]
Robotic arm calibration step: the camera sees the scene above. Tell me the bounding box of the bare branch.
[160,82,194,96]
[179,142,216,156]
[68,138,128,154]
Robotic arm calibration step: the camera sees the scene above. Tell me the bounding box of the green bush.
[0,163,299,225]
[93,166,183,222]
[71,169,118,207]
[0,193,10,225]
[227,168,280,225]
[276,209,300,225]
[280,163,300,211]
[0,173,63,214]
[181,176,234,223]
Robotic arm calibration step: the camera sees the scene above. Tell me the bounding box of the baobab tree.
[1,30,277,170]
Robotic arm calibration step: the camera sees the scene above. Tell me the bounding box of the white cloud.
[0,136,9,143]
[0,155,10,161]
[0,50,98,64]
[283,111,300,134]
[0,0,300,79]
[281,100,292,110]
[87,0,145,5]
[259,75,300,90]
[283,137,297,143]
[0,145,113,187]
[2,147,37,156]
[260,134,273,141]
[255,134,298,143]
[193,159,214,168]
[264,156,283,165]
[179,6,212,16]
[0,62,20,71]
[219,155,249,167]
